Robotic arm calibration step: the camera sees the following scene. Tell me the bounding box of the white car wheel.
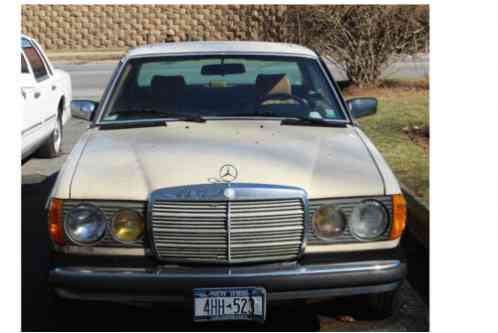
[53,117,62,153]
[37,114,63,158]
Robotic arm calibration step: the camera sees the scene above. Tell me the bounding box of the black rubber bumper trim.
[54,281,402,304]
[49,260,406,302]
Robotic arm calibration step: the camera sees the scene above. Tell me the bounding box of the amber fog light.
[312,205,346,240]
[111,210,144,243]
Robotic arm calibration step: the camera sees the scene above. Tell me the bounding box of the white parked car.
[21,35,71,159]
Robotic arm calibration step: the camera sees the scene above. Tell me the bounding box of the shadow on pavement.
[401,232,429,306]
[22,172,58,331]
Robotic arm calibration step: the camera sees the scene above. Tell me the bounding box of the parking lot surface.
[22,118,428,331]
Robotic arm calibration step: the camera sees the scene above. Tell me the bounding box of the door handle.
[21,87,33,99]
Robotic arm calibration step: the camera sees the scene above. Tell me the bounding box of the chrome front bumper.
[50,260,406,303]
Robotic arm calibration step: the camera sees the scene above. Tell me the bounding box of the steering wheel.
[256,93,334,119]
[256,93,312,114]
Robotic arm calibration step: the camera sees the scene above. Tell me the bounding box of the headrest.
[255,74,291,97]
[151,75,186,95]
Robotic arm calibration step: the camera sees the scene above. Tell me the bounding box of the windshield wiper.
[174,114,207,123]
[97,120,168,130]
[280,117,347,128]
[110,109,206,123]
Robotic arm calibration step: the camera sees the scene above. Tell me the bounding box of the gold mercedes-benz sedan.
[47,41,407,322]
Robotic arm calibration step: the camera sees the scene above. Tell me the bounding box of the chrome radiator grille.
[150,197,305,264]
[229,200,304,262]
[151,201,228,262]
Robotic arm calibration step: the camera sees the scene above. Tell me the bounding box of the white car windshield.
[100,55,346,123]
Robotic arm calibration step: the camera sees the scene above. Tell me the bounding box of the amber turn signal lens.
[390,194,407,240]
[48,198,64,245]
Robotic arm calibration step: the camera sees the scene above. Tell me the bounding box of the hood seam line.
[68,133,92,199]
[352,127,387,195]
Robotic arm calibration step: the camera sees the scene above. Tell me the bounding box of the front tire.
[37,114,62,158]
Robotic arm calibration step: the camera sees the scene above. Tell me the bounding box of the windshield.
[99,55,346,123]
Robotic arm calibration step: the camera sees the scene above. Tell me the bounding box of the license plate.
[193,287,266,322]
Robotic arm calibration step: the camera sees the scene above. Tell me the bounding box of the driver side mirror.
[346,97,377,119]
[71,100,98,121]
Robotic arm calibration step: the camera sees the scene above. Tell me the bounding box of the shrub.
[286,5,429,86]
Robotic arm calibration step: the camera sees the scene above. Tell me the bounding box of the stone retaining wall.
[21,4,289,50]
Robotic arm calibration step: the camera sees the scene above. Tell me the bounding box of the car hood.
[68,120,385,200]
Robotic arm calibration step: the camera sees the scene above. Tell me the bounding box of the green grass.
[345,83,429,204]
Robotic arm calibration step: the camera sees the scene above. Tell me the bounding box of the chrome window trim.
[21,36,51,82]
[31,38,53,76]
[94,52,349,125]
[95,117,350,126]
[315,54,352,123]
[92,58,125,126]
[125,51,319,60]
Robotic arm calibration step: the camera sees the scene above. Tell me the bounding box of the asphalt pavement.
[21,118,428,331]
[55,56,429,99]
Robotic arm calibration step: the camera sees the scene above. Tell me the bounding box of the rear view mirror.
[201,63,245,76]
[71,100,98,121]
[346,97,377,119]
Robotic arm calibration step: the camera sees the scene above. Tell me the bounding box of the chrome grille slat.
[230,210,304,218]
[231,247,300,255]
[152,228,226,233]
[159,243,228,248]
[230,226,303,233]
[229,223,303,229]
[150,195,305,264]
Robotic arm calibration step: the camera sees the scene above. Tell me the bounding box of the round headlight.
[349,200,388,240]
[110,210,144,243]
[64,204,106,245]
[312,205,346,240]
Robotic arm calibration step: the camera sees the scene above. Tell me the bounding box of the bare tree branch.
[285,5,429,86]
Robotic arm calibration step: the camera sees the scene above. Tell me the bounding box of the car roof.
[126,41,318,59]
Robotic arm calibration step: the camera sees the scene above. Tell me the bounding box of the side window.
[21,37,49,81]
[21,54,29,74]
[32,42,53,76]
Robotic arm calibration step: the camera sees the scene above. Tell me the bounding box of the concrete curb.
[402,185,429,249]
[47,51,125,63]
